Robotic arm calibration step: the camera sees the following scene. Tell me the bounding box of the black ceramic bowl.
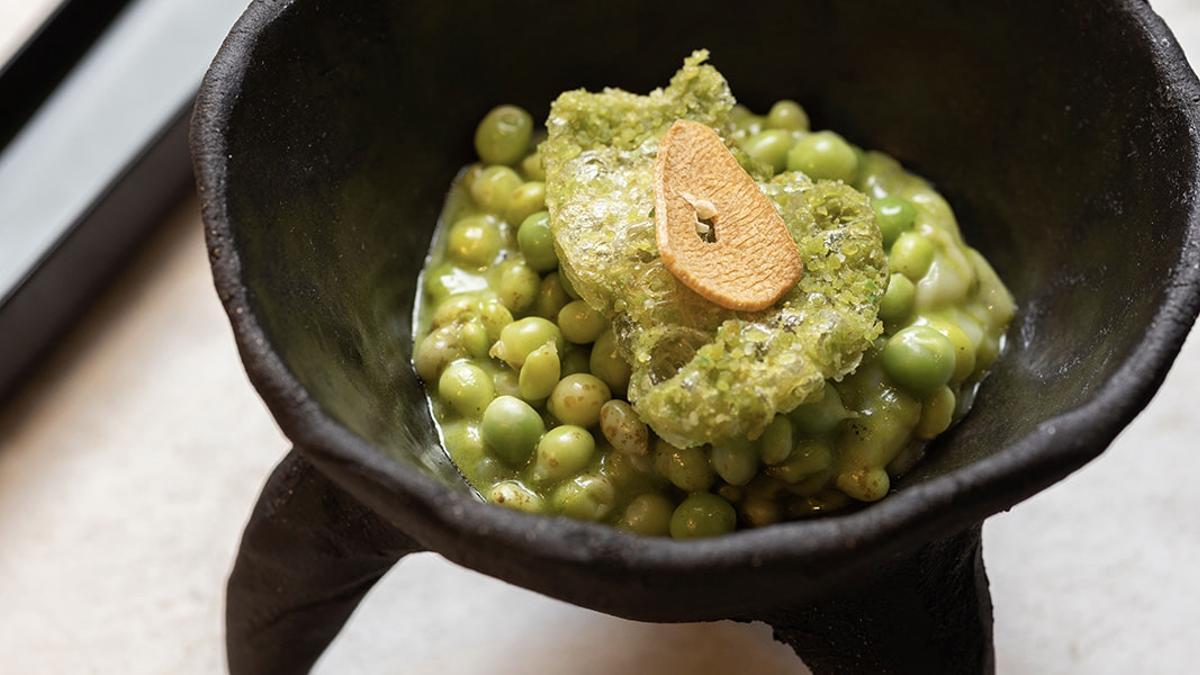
[193,1,1200,673]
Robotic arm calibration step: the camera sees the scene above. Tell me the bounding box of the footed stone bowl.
[192,0,1200,672]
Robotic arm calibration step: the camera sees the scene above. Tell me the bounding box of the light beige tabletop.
[2,2,1200,673]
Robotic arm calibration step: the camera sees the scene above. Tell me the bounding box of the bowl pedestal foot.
[225,451,419,674]
[745,524,994,674]
[226,451,994,674]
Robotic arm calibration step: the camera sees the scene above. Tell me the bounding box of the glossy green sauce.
[413,54,1015,538]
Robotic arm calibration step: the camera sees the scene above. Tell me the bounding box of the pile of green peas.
[414,101,1015,539]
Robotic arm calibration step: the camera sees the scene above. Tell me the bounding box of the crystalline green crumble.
[542,52,887,448]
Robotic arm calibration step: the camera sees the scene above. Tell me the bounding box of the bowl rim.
[192,0,1200,574]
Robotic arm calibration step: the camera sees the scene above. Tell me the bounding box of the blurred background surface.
[0,0,62,62]
[0,1,1197,673]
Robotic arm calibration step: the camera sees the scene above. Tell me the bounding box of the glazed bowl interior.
[210,0,1198,567]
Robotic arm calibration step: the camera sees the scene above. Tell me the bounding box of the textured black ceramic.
[192,1,1200,673]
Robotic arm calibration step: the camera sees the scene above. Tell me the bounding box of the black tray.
[0,0,248,401]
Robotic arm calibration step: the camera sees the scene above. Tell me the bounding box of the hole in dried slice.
[655,120,803,311]
[680,192,719,243]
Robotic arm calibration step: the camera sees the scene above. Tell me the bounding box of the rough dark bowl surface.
[194,0,1200,628]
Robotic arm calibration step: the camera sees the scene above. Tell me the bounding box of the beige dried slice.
[654,120,803,311]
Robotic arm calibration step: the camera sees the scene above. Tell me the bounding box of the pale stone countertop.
[2,2,1199,673]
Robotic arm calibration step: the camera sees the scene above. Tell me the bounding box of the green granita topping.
[542,51,886,447]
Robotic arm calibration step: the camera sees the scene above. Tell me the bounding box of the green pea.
[481,396,545,466]
[547,373,611,427]
[740,495,781,528]
[890,232,935,281]
[459,318,490,359]
[487,480,543,514]
[446,215,501,267]
[871,196,917,247]
[517,211,559,273]
[730,104,755,124]
[558,300,607,344]
[711,441,759,486]
[599,399,649,456]
[600,449,657,492]
[878,273,916,324]
[788,381,852,436]
[479,298,513,341]
[432,291,494,326]
[490,317,564,369]
[552,474,616,521]
[494,259,540,314]
[424,263,488,302]
[619,493,674,536]
[474,105,533,166]
[916,386,956,439]
[654,440,714,492]
[717,483,744,504]
[768,439,833,484]
[912,237,972,309]
[731,109,766,138]
[669,493,736,539]
[469,166,523,214]
[414,326,467,382]
[786,467,835,498]
[766,100,810,132]
[558,270,582,299]
[441,420,485,467]
[469,457,507,488]
[560,346,591,376]
[506,181,546,227]
[741,129,795,173]
[786,131,859,182]
[835,466,891,503]
[431,293,477,327]
[531,425,596,483]
[834,388,921,491]
[589,329,630,395]
[881,326,957,397]
[975,336,1001,374]
[535,272,570,319]
[966,248,1017,328]
[945,310,986,350]
[924,319,977,383]
[853,151,903,196]
[521,151,546,181]
[852,146,867,177]
[460,164,484,196]
[745,474,786,501]
[438,361,495,418]
[759,415,794,465]
[518,342,560,401]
